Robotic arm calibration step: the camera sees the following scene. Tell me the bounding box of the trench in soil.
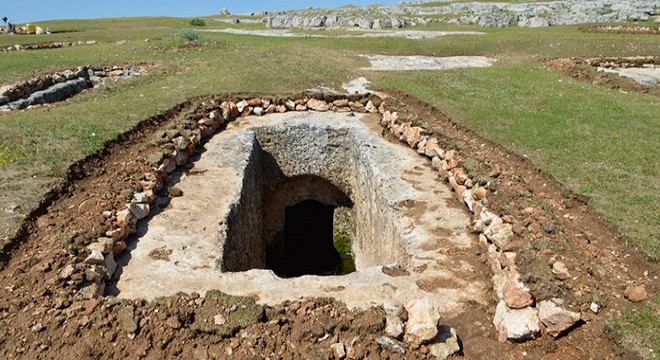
[112,110,484,313]
[0,92,656,358]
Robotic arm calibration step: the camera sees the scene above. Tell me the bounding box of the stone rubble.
[493,300,541,342]
[552,261,572,280]
[404,299,440,345]
[0,64,147,110]
[0,40,97,52]
[538,300,581,337]
[428,325,461,359]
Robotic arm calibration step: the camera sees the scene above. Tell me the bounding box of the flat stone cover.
[361,55,496,71]
[114,111,487,315]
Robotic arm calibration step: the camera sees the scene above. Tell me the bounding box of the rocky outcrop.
[421,0,659,27]
[264,15,406,29]
[261,0,659,29]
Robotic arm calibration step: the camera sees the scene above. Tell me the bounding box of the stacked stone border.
[0,64,148,110]
[380,110,583,342]
[56,91,587,345]
[580,25,660,35]
[0,40,98,52]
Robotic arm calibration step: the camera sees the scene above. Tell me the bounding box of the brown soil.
[0,91,657,359]
[580,25,660,35]
[544,57,660,96]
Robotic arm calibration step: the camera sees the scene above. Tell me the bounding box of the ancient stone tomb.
[114,107,485,316]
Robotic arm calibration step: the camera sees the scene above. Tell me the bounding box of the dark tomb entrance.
[274,200,340,278]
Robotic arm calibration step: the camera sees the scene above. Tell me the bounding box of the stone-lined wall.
[0,64,146,110]
[0,40,97,52]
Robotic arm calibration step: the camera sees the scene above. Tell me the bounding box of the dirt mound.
[544,57,660,96]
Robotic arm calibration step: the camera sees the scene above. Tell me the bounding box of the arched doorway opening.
[262,175,355,278]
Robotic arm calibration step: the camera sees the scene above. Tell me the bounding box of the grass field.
[0,15,658,354]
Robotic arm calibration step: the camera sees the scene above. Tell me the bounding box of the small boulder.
[85,250,104,265]
[330,342,346,360]
[236,100,248,113]
[538,300,581,337]
[552,261,571,280]
[624,285,648,303]
[87,237,114,254]
[493,300,540,343]
[307,98,330,111]
[60,264,77,279]
[502,272,534,309]
[128,203,150,220]
[405,299,439,345]
[404,126,422,149]
[424,138,443,158]
[384,303,405,340]
[104,253,117,278]
[428,325,461,359]
[484,221,514,250]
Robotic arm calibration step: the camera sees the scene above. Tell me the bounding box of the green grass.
[610,296,660,358]
[376,64,659,259]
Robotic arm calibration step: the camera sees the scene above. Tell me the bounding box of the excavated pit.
[114,110,487,314]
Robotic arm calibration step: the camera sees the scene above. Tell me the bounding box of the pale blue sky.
[2,1,403,24]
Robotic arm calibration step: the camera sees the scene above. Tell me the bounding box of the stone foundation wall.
[0,64,147,110]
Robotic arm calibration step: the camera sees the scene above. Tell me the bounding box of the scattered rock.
[117,306,138,337]
[60,264,77,279]
[493,300,540,342]
[552,261,571,280]
[84,250,104,265]
[428,325,461,359]
[404,299,439,345]
[330,342,346,359]
[31,323,46,333]
[502,272,534,309]
[538,300,581,337]
[214,314,226,326]
[128,203,150,220]
[375,336,406,355]
[384,303,405,340]
[104,253,117,278]
[307,98,330,111]
[484,221,514,250]
[87,237,114,254]
[79,283,105,300]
